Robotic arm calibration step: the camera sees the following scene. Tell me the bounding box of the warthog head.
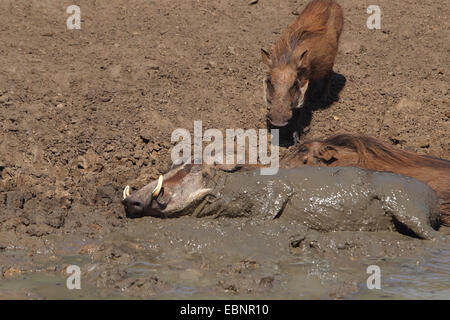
[122,163,213,218]
[261,48,310,127]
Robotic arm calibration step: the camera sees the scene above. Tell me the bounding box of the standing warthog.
[261,0,343,127]
[122,164,441,240]
[281,134,450,226]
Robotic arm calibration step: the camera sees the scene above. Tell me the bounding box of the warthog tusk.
[152,175,163,198]
[123,185,130,200]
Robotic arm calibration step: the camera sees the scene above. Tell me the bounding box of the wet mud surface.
[1,215,449,299]
[0,0,449,299]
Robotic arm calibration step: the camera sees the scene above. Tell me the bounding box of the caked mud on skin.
[122,164,442,240]
[282,134,450,227]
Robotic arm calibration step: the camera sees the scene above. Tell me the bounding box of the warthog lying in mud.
[261,0,343,127]
[122,164,441,240]
[281,134,450,226]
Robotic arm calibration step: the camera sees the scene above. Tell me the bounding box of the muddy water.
[0,215,448,299]
[352,247,450,299]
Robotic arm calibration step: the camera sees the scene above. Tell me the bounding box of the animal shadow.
[270,71,346,147]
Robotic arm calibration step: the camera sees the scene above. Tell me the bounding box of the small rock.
[146,62,160,70]
[206,61,216,69]
[6,191,25,209]
[88,223,102,231]
[95,185,117,206]
[104,144,115,152]
[290,235,306,248]
[78,243,99,254]
[3,267,21,278]
[140,129,154,144]
[0,193,6,205]
[259,277,274,289]
[413,137,430,149]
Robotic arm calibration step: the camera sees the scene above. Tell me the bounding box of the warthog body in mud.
[122,165,441,240]
[282,134,450,226]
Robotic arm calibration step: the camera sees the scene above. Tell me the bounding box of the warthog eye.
[298,145,308,153]
[265,76,274,94]
[289,80,300,98]
[154,187,169,207]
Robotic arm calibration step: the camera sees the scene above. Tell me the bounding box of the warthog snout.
[267,110,292,127]
[122,197,145,218]
[122,175,165,218]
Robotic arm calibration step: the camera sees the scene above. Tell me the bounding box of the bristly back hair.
[271,0,330,66]
[322,134,450,169]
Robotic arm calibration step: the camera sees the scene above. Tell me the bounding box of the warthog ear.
[296,50,308,69]
[261,48,272,67]
[317,145,338,163]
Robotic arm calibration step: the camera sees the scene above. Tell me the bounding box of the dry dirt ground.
[0,0,449,299]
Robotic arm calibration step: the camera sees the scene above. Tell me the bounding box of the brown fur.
[282,134,450,226]
[262,0,343,126]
